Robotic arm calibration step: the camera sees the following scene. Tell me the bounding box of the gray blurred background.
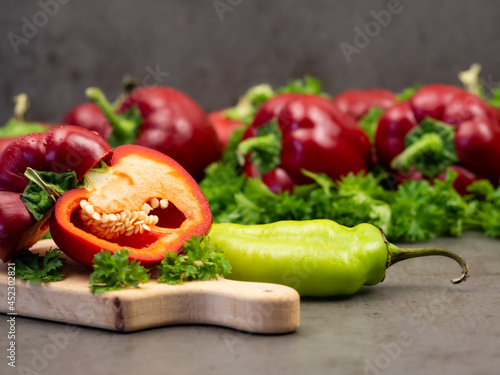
[1,0,499,123]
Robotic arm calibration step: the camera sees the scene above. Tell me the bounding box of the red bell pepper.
[86,86,222,181]
[208,110,244,148]
[0,126,112,262]
[50,145,212,267]
[331,88,396,121]
[208,83,275,148]
[240,94,371,192]
[62,102,113,140]
[375,84,500,187]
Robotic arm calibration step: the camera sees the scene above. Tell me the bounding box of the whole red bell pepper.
[208,110,244,148]
[62,102,113,140]
[331,88,396,121]
[0,126,112,262]
[50,144,212,267]
[86,86,222,181]
[240,94,371,193]
[375,84,500,186]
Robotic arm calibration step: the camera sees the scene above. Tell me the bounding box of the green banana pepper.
[208,220,469,297]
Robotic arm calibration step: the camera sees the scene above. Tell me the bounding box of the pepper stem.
[24,167,61,202]
[391,133,443,172]
[85,87,136,143]
[13,93,30,121]
[387,243,469,284]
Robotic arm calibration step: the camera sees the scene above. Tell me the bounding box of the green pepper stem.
[85,87,136,142]
[24,167,61,202]
[113,75,141,105]
[13,93,29,121]
[387,243,469,284]
[224,83,274,121]
[390,133,443,172]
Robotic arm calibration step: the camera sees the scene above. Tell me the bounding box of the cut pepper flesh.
[51,145,212,267]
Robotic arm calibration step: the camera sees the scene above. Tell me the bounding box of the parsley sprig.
[88,236,231,293]
[14,248,65,283]
[157,236,231,285]
[89,249,150,294]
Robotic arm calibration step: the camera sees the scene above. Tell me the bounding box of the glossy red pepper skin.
[454,118,500,183]
[375,101,418,169]
[0,126,112,262]
[243,94,371,191]
[208,110,244,148]
[50,145,212,267]
[0,138,15,154]
[331,89,396,121]
[375,85,500,185]
[117,86,222,181]
[63,102,113,140]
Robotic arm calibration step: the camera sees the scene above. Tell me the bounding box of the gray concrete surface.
[1,231,499,375]
[2,0,500,122]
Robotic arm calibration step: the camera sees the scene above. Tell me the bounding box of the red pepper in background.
[208,110,243,148]
[208,83,275,148]
[86,86,222,181]
[375,84,500,190]
[240,94,371,193]
[50,145,212,267]
[331,88,396,121]
[63,102,113,140]
[0,126,112,262]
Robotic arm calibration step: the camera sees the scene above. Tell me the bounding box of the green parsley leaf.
[89,249,150,294]
[157,236,231,285]
[14,248,65,283]
[276,75,326,96]
[396,84,421,101]
[465,179,500,238]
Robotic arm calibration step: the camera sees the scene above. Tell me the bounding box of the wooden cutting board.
[0,240,300,334]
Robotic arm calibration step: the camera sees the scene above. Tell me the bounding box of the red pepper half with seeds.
[50,145,212,267]
[0,126,112,262]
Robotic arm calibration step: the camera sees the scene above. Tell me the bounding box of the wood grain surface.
[0,240,300,334]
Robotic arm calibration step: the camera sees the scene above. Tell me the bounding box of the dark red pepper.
[86,86,222,181]
[375,84,500,187]
[331,89,396,121]
[0,126,112,262]
[242,94,371,192]
[63,102,113,140]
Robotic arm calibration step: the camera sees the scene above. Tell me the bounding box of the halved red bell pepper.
[0,126,112,262]
[374,84,500,187]
[50,145,212,267]
[241,93,371,192]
